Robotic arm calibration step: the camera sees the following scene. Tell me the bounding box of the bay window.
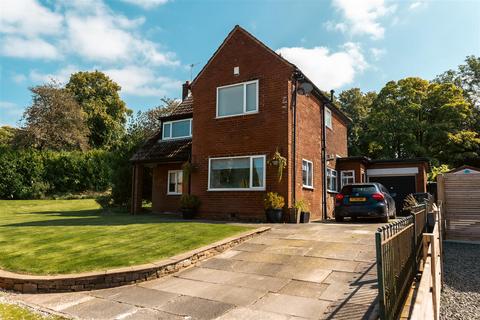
[208,155,265,190]
[216,80,258,117]
[163,119,192,140]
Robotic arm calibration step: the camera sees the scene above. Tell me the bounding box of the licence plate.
[350,197,366,202]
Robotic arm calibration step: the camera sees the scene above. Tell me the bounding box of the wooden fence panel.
[438,174,480,242]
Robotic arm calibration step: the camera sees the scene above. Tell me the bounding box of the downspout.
[291,75,299,211]
[321,101,327,220]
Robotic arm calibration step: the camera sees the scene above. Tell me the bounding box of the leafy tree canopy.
[19,82,89,151]
[66,71,130,149]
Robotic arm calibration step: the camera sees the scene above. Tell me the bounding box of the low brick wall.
[0,227,270,294]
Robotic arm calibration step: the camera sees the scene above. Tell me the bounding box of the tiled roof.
[161,96,193,120]
[130,135,191,163]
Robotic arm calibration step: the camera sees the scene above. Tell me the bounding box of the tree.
[66,71,130,149]
[337,88,376,156]
[0,126,18,147]
[19,82,89,151]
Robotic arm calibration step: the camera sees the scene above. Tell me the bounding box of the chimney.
[330,89,335,103]
[182,81,190,101]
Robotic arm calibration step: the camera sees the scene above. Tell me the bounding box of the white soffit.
[367,167,419,176]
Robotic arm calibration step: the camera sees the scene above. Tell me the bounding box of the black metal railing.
[376,203,428,319]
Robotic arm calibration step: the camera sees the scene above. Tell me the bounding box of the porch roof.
[130,136,191,163]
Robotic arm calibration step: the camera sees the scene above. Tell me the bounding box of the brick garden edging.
[0,226,270,294]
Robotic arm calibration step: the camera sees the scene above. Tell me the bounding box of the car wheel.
[390,211,396,219]
[335,216,344,222]
[380,216,389,223]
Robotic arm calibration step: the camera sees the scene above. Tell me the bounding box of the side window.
[325,107,332,129]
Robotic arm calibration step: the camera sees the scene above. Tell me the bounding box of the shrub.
[264,192,285,210]
[294,199,310,212]
[180,194,201,209]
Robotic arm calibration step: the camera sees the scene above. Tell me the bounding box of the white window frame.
[341,170,355,188]
[162,118,192,140]
[216,80,259,118]
[208,155,266,191]
[302,159,314,189]
[325,107,332,129]
[327,168,338,192]
[167,170,183,195]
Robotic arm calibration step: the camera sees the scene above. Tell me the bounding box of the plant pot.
[181,208,196,219]
[300,211,310,223]
[266,209,283,223]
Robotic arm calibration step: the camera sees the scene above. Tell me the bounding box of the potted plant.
[294,199,310,223]
[180,194,200,219]
[264,192,285,223]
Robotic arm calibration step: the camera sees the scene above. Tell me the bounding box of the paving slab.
[17,292,95,312]
[90,285,179,308]
[158,295,234,320]
[279,280,329,299]
[215,307,297,319]
[252,293,330,319]
[119,308,186,320]
[62,297,137,319]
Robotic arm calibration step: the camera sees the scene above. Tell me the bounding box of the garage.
[368,175,416,214]
[336,157,429,215]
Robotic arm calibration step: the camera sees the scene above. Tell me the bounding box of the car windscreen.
[341,185,377,195]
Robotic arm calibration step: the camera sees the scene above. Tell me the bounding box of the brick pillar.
[131,163,144,215]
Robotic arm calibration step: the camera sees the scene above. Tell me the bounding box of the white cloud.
[370,48,386,61]
[28,65,79,84]
[276,43,367,90]
[0,36,60,59]
[0,0,179,66]
[409,1,427,10]
[328,0,396,40]
[121,0,169,9]
[0,0,63,36]
[104,65,181,96]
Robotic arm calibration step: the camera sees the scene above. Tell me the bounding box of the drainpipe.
[291,75,299,211]
[321,101,327,220]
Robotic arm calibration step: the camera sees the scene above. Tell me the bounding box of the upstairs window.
[302,159,313,188]
[217,80,258,118]
[325,107,332,129]
[163,119,192,140]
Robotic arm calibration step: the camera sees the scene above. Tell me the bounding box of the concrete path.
[15,222,382,320]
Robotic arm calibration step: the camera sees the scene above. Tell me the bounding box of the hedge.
[0,147,113,199]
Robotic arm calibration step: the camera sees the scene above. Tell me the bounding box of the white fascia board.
[367,167,419,176]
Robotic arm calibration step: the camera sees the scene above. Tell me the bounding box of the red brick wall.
[295,93,324,220]
[151,163,184,213]
[190,28,293,221]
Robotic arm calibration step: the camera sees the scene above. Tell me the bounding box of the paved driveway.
[17,222,381,320]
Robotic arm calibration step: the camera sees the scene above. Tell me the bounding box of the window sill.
[302,186,314,190]
[207,188,265,192]
[215,111,259,119]
[327,190,339,194]
[167,193,182,196]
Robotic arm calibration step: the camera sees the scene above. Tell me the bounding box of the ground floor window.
[327,168,338,192]
[167,170,183,195]
[341,170,355,187]
[302,159,313,188]
[209,155,265,190]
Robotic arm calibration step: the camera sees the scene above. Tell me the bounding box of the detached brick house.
[131,26,429,221]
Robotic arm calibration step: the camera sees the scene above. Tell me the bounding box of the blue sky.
[1,0,479,127]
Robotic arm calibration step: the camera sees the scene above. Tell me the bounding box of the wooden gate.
[437,173,480,242]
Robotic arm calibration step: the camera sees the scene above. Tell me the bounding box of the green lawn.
[0,303,65,320]
[0,200,251,275]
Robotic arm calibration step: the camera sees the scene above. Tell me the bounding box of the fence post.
[375,229,386,320]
